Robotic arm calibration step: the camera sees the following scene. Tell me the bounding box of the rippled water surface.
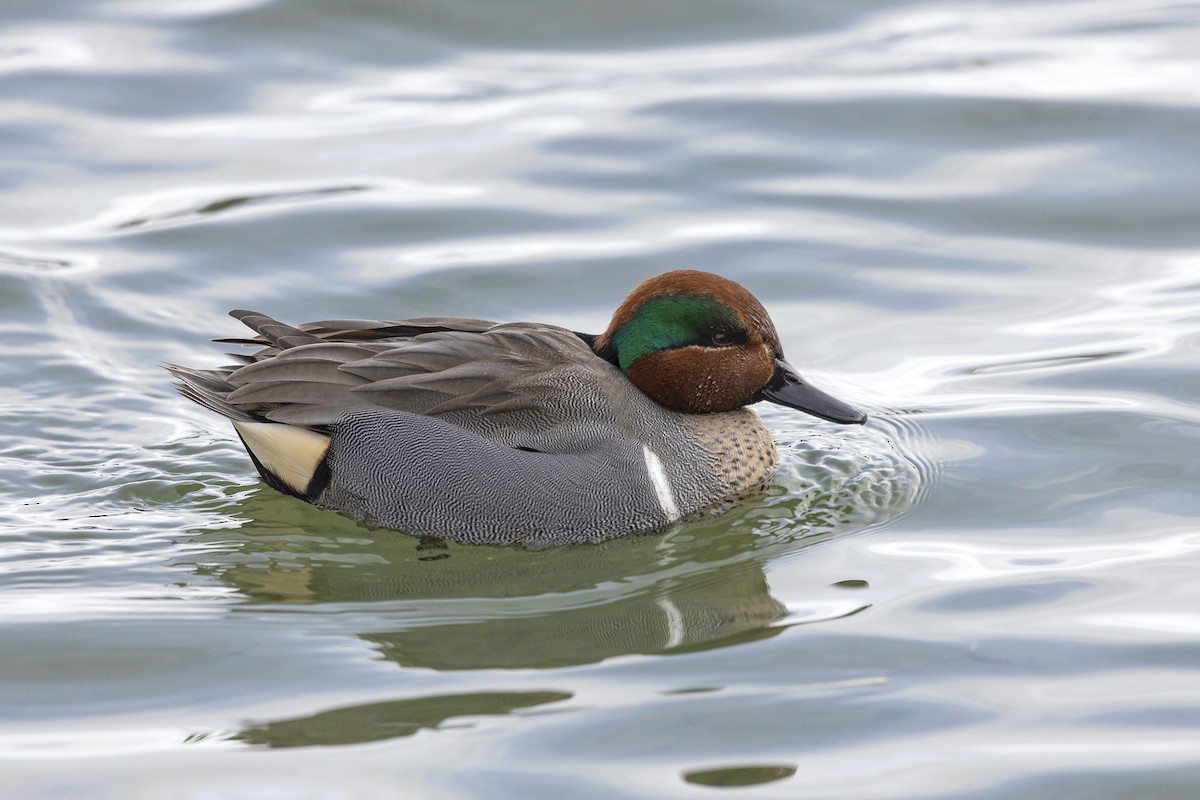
[3,1,1200,797]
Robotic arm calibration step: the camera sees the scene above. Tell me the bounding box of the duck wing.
[215,314,498,356]
[169,310,627,453]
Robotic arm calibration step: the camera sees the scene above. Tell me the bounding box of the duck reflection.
[235,691,572,748]
[363,555,786,670]
[187,486,801,670]
[180,479,876,748]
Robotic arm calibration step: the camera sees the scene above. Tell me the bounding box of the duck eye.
[710,330,732,346]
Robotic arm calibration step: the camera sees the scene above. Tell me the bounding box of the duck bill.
[759,359,867,425]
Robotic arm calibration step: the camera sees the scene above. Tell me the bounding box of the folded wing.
[167,310,627,453]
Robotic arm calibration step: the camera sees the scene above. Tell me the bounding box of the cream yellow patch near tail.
[232,421,331,495]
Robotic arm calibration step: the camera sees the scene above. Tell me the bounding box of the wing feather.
[169,311,617,450]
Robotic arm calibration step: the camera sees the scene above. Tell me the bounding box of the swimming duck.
[168,270,865,546]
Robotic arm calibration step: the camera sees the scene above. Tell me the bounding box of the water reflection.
[180,479,886,747]
[236,691,573,749]
[683,763,798,788]
[187,487,797,667]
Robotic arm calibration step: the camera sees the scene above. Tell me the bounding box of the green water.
[3,1,1200,797]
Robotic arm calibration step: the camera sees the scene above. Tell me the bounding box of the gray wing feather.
[298,316,496,339]
[216,315,498,351]
[169,310,622,451]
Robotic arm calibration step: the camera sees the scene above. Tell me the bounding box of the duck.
[167,270,866,546]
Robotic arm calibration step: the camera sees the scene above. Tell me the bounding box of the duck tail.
[163,362,258,423]
[166,309,319,420]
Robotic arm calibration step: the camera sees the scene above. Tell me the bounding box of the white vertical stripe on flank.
[642,445,681,523]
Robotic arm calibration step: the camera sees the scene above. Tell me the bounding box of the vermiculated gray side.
[170,315,757,543]
[320,408,669,546]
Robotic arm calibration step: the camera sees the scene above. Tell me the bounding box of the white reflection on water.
[396,234,639,268]
[0,729,231,759]
[872,521,1200,582]
[1093,613,1200,637]
[0,35,93,73]
[107,0,273,19]
[757,146,1110,200]
[1,586,234,623]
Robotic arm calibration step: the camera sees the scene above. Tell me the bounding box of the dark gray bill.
[758,359,867,424]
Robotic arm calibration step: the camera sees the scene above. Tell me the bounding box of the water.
[3,0,1200,796]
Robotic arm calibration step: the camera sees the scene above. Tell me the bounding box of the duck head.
[594,270,866,423]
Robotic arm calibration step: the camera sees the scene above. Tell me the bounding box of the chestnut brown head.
[594,270,865,423]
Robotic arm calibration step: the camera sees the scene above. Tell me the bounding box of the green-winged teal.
[168,270,865,545]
